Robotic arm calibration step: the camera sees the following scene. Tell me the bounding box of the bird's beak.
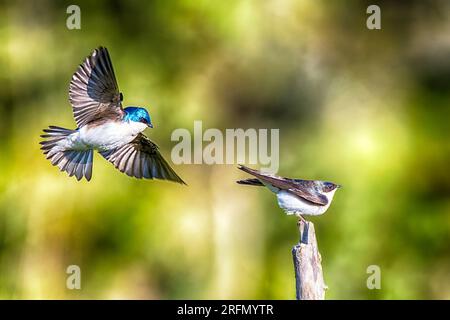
[148,123,153,128]
[337,184,342,189]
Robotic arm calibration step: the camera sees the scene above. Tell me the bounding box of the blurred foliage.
[0,0,449,299]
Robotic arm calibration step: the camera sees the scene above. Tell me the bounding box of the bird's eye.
[140,118,148,124]
[324,182,333,191]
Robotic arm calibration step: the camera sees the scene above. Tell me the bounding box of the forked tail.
[236,178,264,186]
[236,165,264,186]
[40,126,93,181]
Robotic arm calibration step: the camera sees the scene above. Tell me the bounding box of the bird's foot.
[298,215,310,244]
[298,215,307,225]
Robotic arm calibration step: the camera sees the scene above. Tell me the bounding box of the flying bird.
[40,46,185,184]
[237,165,340,219]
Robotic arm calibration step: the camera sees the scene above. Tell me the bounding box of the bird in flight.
[40,47,185,184]
[237,165,340,220]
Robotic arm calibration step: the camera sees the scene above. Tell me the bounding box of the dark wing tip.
[166,172,187,185]
[94,46,107,54]
[150,170,187,185]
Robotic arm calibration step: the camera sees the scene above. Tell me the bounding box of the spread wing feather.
[69,46,124,127]
[100,133,186,184]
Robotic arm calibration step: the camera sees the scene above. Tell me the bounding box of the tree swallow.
[40,47,185,184]
[237,165,340,219]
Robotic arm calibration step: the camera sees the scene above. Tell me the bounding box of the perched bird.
[237,165,340,219]
[40,46,185,184]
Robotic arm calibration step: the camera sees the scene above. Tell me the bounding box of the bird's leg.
[298,215,309,244]
[298,214,307,224]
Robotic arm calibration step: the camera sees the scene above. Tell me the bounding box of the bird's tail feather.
[236,178,264,186]
[40,126,93,181]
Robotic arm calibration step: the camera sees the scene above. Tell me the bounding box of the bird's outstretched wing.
[69,46,125,127]
[237,165,328,205]
[100,133,186,184]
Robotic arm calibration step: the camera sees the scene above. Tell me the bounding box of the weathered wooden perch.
[292,220,327,300]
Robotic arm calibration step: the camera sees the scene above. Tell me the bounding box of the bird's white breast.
[78,121,147,151]
[276,190,335,216]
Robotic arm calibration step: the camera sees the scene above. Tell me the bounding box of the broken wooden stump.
[292,220,327,300]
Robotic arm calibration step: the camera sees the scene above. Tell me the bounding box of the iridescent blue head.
[123,106,153,128]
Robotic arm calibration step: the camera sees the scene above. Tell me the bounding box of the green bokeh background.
[0,0,449,299]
